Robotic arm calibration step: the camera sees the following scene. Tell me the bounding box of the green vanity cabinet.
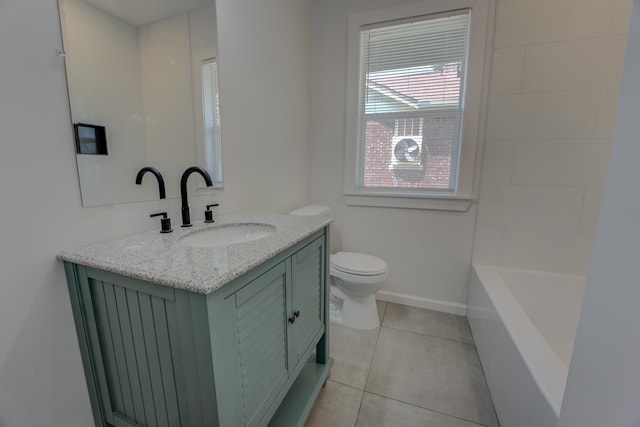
[64,229,332,427]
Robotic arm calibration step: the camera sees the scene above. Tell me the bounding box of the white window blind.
[357,10,471,193]
[202,58,223,184]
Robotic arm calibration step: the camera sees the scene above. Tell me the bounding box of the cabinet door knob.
[288,315,296,324]
[294,310,300,318]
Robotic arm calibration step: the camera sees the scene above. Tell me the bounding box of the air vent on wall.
[390,135,423,170]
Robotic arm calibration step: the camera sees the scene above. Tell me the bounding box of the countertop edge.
[58,214,332,295]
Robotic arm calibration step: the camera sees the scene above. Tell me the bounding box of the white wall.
[0,0,310,425]
[310,0,480,313]
[558,2,640,424]
[473,0,632,275]
[214,0,311,214]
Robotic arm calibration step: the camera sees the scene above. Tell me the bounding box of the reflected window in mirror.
[202,58,223,187]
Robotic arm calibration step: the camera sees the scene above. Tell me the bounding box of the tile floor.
[306,301,499,427]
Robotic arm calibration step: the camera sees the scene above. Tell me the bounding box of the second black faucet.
[180,166,213,227]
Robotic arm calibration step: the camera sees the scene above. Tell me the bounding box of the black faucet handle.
[204,203,219,223]
[150,212,173,233]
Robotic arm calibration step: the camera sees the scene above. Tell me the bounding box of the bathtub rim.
[471,263,583,417]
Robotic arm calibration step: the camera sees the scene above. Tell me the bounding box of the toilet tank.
[288,205,332,216]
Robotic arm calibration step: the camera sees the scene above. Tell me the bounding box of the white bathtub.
[467,264,586,427]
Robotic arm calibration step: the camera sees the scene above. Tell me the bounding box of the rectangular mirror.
[58,0,222,207]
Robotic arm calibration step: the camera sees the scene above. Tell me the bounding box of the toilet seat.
[330,252,387,276]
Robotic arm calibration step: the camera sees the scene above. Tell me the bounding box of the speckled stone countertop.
[58,213,332,295]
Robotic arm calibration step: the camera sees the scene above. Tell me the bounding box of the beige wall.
[473,0,633,275]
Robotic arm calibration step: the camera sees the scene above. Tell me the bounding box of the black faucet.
[135,166,166,199]
[180,166,213,227]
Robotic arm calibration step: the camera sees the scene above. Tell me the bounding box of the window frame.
[192,48,224,192]
[343,0,493,211]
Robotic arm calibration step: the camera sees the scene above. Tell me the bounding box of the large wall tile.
[595,89,623,138]
[611,0,634,34]
[477,184,584,231]
[495,0,615,48]
[472,225,505,265]
[579,186,606,233]
[511,139,612,187]
[486,91,600,140]
[480,139,514,184]
[472,0,629,276]
[489,47,524,95]
[522,35,627,92]
[501,228,595,275]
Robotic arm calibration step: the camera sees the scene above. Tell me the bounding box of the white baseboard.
[375,290,467,316]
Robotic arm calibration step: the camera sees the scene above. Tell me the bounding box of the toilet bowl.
[330,252,388,329]
[288,205,388,329]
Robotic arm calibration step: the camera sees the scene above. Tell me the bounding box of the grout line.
[353,302,388,426]
[488,87,602,97]
[325,301,498,427]
[363,391,495,427]
[324,378,363,393]
[382,302,476,345]
[381,324,475,347]
[495,32,628,51]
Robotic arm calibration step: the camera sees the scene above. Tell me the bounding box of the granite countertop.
[58,213,332,295]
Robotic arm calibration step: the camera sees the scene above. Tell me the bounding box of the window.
[344,0,491,211]
[202,58,223,185]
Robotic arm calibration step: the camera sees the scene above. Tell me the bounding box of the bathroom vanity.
[59,214,333,427]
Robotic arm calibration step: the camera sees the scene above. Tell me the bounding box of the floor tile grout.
[307,302,499,427]
[362,389,494,427]
[352,301,388,426]
[379,324,476,347]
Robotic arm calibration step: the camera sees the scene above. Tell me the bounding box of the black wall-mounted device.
[74,123,108,155]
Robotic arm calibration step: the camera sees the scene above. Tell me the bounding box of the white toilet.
[288,205,388,329]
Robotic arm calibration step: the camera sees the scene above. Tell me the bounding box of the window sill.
[344,192,473,212]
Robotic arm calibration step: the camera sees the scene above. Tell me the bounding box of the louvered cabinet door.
[233,261,290,427]
[290,237,325,370]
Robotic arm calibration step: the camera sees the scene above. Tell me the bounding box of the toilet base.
[329,290,380,330]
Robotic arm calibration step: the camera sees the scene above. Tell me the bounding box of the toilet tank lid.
[331,252,388,275]
[288,205,331,216]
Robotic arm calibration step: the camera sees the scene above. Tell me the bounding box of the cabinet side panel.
[100,282,137,419]
[85,274,187,426]
[64,263,109,427]
[91,281,126,418]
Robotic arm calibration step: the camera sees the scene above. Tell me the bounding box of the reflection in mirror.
[58,0,222,207]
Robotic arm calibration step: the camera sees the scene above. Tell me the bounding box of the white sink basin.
[179,224,275,247]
